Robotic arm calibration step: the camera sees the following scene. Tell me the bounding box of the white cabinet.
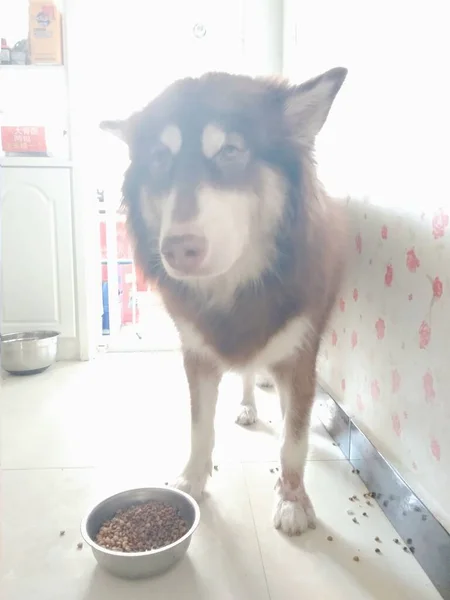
[1,167,77,356]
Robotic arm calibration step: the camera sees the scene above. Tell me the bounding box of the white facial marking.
[202,124,226,158]
[160,124,182,155]
[139,186,161,227]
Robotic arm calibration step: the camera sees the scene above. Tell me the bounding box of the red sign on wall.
[1,126,47,154]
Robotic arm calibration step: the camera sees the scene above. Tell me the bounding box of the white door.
[1,167,78,358]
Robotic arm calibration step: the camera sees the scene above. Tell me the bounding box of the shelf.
[0,157,72,168]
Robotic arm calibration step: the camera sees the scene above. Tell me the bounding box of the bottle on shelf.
[29,1,63,65]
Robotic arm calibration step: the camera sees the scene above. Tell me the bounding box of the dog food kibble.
[406,538,413,545]
[327,535,333,542]
[353,556,360,562]
[59,530,65,537]
[214,465,219,472]
[394,538,400,544]
[77,542,83,550]
[375,548,381,554]
[95,501,188,553]
[375,536,381,543]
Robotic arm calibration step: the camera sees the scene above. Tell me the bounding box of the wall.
[283,0,450,530]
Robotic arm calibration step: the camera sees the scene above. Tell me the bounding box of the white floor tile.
[1,355,341,471]
[244,461,442,600]
[0,353,442,599]
[1,465,269,600]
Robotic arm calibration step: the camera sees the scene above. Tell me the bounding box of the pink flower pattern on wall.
[385,264,393,287]
[432,277,443,299]
[432,208,449,239]
[406,248,420,272]
[419,321,431,349]
[375,318,386,340]
[318,199,450,531]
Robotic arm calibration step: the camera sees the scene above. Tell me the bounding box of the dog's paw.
[273,487,316,536]
[236,404,258,426]
[173,463,211,501]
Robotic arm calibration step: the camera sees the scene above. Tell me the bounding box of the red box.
[1,126,47,154]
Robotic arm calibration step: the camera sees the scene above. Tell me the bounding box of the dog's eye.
[150,146,172,173]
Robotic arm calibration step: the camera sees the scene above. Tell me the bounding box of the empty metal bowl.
[80,487,200,579]
[0,330,59,375]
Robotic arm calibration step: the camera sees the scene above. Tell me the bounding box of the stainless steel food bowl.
[0,330,59,375]
[81,487,200,579]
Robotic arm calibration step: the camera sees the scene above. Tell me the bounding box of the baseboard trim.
[316,387,450,600]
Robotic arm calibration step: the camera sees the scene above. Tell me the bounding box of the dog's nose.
[161,234,207,274]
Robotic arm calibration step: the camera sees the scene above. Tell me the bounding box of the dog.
[100,67,348,536]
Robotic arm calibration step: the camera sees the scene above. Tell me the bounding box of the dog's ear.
[99,119,130,143]
[285,67,348,143]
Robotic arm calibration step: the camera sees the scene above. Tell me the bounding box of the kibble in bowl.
[80,487,200,579]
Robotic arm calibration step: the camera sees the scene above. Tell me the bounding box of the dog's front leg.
[174,350,222,501]
[271,350,317,535]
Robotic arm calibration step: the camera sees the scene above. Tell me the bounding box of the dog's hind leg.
[235,372,258,426]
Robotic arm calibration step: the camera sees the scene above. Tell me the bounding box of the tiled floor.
[0,353,441,600]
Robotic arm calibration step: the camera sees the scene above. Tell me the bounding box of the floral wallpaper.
[318,197,450,532]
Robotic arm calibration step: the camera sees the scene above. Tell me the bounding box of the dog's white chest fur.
[176,314,314,371]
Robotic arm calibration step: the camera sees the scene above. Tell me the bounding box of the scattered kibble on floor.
[366,500,372,506]
[77,542,83,550]
[362,512,368,517]
[59,530,65,537]
[270,468,275,474]
[352,518,359,524]
[403,546,409,553]
[353,556,360,562]
[375,548,381,554]
[327,536,333,542]
[407,538,413,544]
[214,465,219,472]
[410,546,416,554]
[375,536,382,543]
[394,538,400,544]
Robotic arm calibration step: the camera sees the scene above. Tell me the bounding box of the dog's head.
[101,68,347,282]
